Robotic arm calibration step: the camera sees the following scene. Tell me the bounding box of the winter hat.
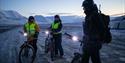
[82,0,98,11]
[28,16,35,21]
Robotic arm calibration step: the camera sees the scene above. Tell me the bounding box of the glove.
[36,32,39,35]
[34,32,39,38]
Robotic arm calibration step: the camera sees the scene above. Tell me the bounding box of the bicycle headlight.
[24,33,28,37]
[45,30,49,35]
[72,36,78,41]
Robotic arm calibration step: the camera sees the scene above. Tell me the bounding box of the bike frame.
[64,32,83,63]
[44,32,56,61]
[19,31,36,63]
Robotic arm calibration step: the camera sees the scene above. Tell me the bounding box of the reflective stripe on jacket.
[52,22,60,29]
[25,22,36,35]
[51,22,62,34]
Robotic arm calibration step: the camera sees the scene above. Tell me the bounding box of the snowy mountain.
[46,15,84,23]
[0,10,84,26]
[0,10,27,25]
[111,15,125,21]
[110,15,125,29]
[0,10,25,19]
[110,17,116,21]
[34,15,50,24]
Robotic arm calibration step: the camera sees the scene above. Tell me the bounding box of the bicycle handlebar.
[64,32,83,42]
[18,31,37,40]
[64,32,83,46]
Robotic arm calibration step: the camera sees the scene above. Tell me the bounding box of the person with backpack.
[80,0,112,63]
[50,15,64,58]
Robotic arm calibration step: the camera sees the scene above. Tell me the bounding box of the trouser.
[81,40,102,63]
[31,41,37,55]
[53,33,64,56]
[30,33,39,58]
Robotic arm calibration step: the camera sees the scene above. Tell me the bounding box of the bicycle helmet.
[28,16,35,21]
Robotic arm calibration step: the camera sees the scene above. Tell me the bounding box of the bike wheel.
[45,36,52,53]
[71,53,82,63]
[19,44,35,63]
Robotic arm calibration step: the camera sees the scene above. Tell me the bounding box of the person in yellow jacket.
[50,15,64,58]
[23,16,40,61]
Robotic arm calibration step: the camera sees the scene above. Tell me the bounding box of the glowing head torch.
[72,35,78,41]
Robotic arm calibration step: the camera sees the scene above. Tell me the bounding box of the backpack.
[99,13,112,43]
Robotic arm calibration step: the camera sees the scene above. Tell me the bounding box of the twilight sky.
[0,0,124,17]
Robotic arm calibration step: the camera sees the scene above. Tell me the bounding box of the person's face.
[55,17,59,21]
[82,7,91,16]
[82,7,85,11]
[29,19,34,23]
[82,7,86,14]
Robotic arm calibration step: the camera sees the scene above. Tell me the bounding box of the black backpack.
[99,13,112,43]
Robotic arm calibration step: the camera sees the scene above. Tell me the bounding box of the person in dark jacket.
[81,0,104,63]
[50,15,64,58]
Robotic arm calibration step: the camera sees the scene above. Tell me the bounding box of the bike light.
[24,33,27,36]
[72,36,78,41]
[45,30,49,35]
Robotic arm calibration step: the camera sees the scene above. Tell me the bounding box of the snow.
[0,10,24,19]
[0,10,125,63]
[111,15,125,21]
[34,15,50,24]
[110,20,125,29]
[110,15,125,29]
[0,25,125,63]
[46,16,84,23]
[0,10,85,26]
[0,10,26,25]
[119,20,125,29]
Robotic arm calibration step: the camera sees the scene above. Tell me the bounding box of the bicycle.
[64,32,83,63]
[44,31,83,62]
[18,31,36,63]
[44,30,56,61]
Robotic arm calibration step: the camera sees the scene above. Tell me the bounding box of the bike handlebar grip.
[19,31,24,34]
[64,33,72,37]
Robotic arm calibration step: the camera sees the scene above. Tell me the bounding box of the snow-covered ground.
[0,25,125,63]
[0,10,125,63]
